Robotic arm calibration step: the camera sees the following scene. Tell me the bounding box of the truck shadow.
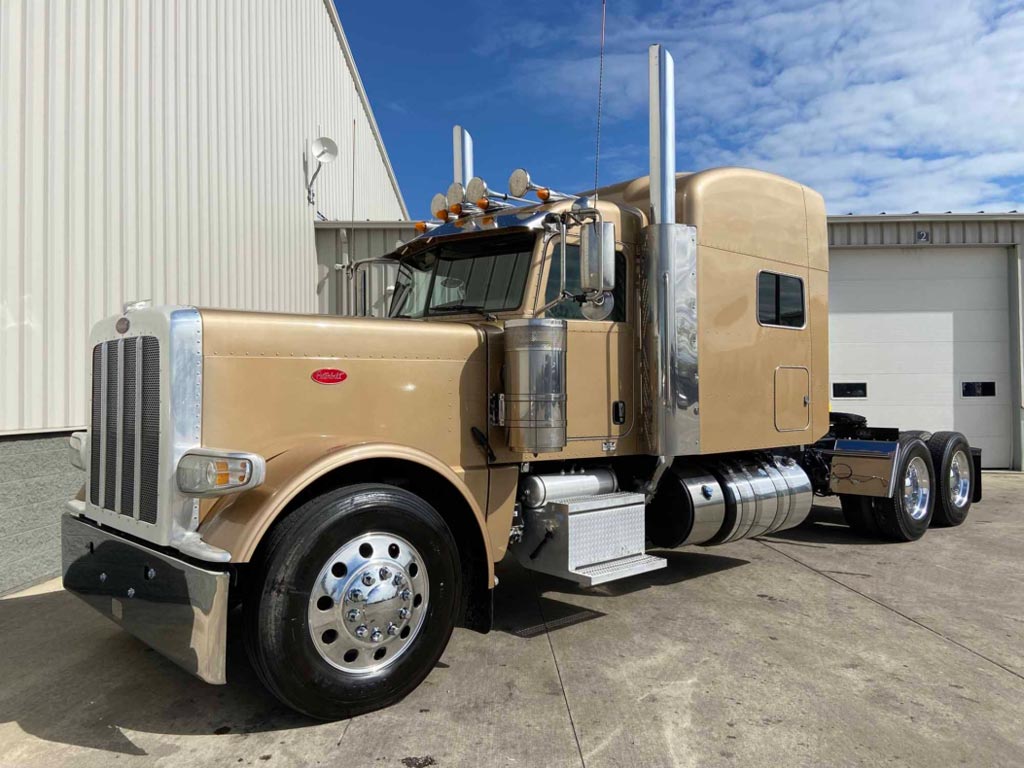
[493,549,749,638]
[0,588,310,755]
[761,503,890,546]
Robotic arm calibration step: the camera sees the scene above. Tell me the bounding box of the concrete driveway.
[2,474,1022,767]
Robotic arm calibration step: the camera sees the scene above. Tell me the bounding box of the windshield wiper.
[428,303,496,319]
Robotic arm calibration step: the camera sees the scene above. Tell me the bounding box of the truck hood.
[198,309,490,466]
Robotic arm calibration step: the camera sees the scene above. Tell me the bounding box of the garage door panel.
[829,246,1011,469]
[952,310,1011,343]
[963,436,1010,468]
[831,373,953,405]
[831,341,952,374]
[830,312,953,343]
[953,344,1011,375]
[954,404,1011,437]
[830,248,1008,280]
[831,278,1008,313]
[838,405,955,433]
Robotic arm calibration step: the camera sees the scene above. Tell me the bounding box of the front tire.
[244,484,461,720]
[874,438,935,541]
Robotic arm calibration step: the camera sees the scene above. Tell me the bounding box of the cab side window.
[757,271,804,328]
[543,243,627,322]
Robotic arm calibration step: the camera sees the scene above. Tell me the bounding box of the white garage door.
[830,247,1012,468]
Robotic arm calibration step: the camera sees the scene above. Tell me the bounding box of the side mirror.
[579,221,616,294]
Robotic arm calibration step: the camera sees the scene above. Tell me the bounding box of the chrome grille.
[89,336,161,523]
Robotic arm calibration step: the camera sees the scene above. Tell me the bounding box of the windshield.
[389,232,536,318]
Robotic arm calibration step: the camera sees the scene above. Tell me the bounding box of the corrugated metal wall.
[828,215,1023,248]
[0,0,407,434]
[314,221,416,316]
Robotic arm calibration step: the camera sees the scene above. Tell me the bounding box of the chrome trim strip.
[133,337,143,519]
[169,308,204,544]
[99,345,108,507]
[114,338,125,514]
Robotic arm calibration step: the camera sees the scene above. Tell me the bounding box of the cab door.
[538,239,634,445]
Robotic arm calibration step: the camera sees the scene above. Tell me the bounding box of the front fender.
[199,438,495,584]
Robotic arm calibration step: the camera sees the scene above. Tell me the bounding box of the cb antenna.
[592,0,607,200]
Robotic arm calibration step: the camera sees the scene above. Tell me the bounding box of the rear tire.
[243,484,461,720]
[926,431,973,527]
[840,495,879,537]
[874,438,934,541]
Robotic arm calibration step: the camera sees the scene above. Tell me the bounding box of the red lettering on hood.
[311,368,347,385]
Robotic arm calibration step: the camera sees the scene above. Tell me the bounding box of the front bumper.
[61,512,230,684]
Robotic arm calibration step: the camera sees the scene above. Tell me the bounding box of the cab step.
[513,490,667,587]
[574,553,667,587]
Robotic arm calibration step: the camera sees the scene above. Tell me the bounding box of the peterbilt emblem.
[115,317,130,334]
[311,368,347,385]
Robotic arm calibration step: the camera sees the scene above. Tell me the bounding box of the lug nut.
[126,587,135,598]
[346,609,360,622]
[393,573,405,586]
[387,623,399,636]
[348,589,364,603]
[361,572,375,587]
[400,588,411,601]
[99,572,107,583]
[399,607,410,620]
[370,629,384,643]
[355,624,368,638]
[145,567,156,580]
[379,567,391,581]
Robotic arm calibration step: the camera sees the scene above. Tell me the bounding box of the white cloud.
[484,0,1024,213]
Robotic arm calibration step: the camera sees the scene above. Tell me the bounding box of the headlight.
[176,449,265,496]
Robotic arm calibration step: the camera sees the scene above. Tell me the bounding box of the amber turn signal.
[536,188,551,201]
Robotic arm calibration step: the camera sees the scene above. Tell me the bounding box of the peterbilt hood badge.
[115,317,130,334]
[311,368,347,385]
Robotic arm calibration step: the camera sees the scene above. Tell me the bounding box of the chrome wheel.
[308,532,429,674]
[948,449,971,509]
[903,456,931,521]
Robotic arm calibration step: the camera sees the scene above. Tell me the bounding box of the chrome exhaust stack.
[453,125,473,187]
[648,44,675,225]
[641,43,699,462]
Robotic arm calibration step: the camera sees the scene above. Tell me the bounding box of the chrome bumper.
[61,512,230,684]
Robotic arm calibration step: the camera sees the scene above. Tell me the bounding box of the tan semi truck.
[61,45,982,719]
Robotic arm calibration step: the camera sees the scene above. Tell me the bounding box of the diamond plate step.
[572,553,666,587]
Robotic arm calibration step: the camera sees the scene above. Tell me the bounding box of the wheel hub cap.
[948,450,971,509]
[308,532,429,674]
[904,456,931,521]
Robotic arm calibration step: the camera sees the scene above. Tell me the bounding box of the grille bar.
[88,336,160,525]
[119,337,138,516]
[89,346,102,506]
[139,337,161,524]
[103,342,118,510]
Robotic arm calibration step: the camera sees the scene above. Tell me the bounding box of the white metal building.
[0,0,407,436]
[828,214,1023,469]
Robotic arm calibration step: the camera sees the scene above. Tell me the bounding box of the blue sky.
[336,0,1024,220]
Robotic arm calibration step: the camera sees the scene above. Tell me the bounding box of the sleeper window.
[757,272,805,328]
